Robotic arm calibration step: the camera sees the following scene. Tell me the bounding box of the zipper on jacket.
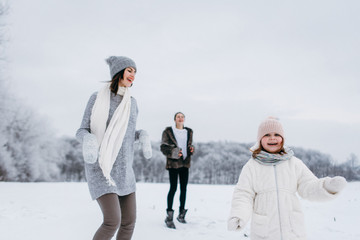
[273,165,284,240]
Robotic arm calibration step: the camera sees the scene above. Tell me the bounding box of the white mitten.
[324,176,347,194]
[82,133,99,164]
[228,217,241,231]
[139,130,152,159]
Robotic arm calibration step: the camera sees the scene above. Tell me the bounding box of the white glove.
[324,176,347,194]
[228,217,241,231]
[82,133,99,164]
[139,130,152,159]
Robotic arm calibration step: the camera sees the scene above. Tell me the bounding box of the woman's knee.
[169,184,178,193]
[103,213,121,231]
[180,184,187,192]
[121,214,136,230]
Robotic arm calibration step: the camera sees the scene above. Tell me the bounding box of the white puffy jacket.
[228,156,339,240]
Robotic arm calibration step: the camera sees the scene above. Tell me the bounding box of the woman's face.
[261,132,283,153]
[119,67,136,87]
[174,113,185,126]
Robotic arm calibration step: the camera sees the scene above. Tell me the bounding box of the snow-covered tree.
[58,137,84,182]
[133,141,166,183]
[3,106,63,181]
[343,153,359,181]
[0,1,12,181]
[0,1,64,182]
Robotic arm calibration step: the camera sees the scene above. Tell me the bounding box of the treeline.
[2,130,359,183]
[0,79,359,182]
[133,141,360,184]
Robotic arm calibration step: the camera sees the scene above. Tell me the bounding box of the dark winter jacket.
[160,126,194,169]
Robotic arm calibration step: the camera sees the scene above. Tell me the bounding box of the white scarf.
[90,83,131,186]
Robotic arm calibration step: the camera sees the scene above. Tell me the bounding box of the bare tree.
[343,153,359,181]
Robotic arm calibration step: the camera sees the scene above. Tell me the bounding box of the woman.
[76,56,151,240]
[160,112,194,229]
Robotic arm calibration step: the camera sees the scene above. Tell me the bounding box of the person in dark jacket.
[160,112,194,229]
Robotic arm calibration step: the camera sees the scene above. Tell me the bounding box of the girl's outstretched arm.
[295,158,346,201]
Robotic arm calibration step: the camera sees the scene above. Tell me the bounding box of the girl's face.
[261,132,283,153]
[174,113,185,126]
[119,67,136,87]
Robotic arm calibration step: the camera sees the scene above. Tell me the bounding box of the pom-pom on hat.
[251,117,285,150]
[105,56,137,79]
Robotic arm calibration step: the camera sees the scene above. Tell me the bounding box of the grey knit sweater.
[76,91,139,200]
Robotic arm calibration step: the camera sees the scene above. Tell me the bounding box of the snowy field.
[0,182,359,240]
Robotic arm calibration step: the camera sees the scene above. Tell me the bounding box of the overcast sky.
[4,0,360,162]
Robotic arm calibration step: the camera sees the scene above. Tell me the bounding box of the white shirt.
[172,126,188,159]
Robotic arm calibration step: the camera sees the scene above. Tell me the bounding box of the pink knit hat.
[251,117,285,150]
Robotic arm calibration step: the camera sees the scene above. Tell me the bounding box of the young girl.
[228,117,346,240]
[160,112,194,229]
[76,56,151,240]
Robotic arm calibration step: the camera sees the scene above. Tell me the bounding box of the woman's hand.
[178,148,183,157]
[190,146,194,153]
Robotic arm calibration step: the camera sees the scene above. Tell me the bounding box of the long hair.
[109,69,125,94]
[251,139,286,158]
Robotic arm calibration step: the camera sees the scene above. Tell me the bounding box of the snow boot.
[165,210,176,229]
[177,209,188,223]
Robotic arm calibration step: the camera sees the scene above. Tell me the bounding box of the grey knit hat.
[105,56,137,79]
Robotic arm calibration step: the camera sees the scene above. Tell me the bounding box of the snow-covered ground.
[0,182,359,240]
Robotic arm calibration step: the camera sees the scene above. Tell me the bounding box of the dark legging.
[167,167,189,211]
[93,192,136,240]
